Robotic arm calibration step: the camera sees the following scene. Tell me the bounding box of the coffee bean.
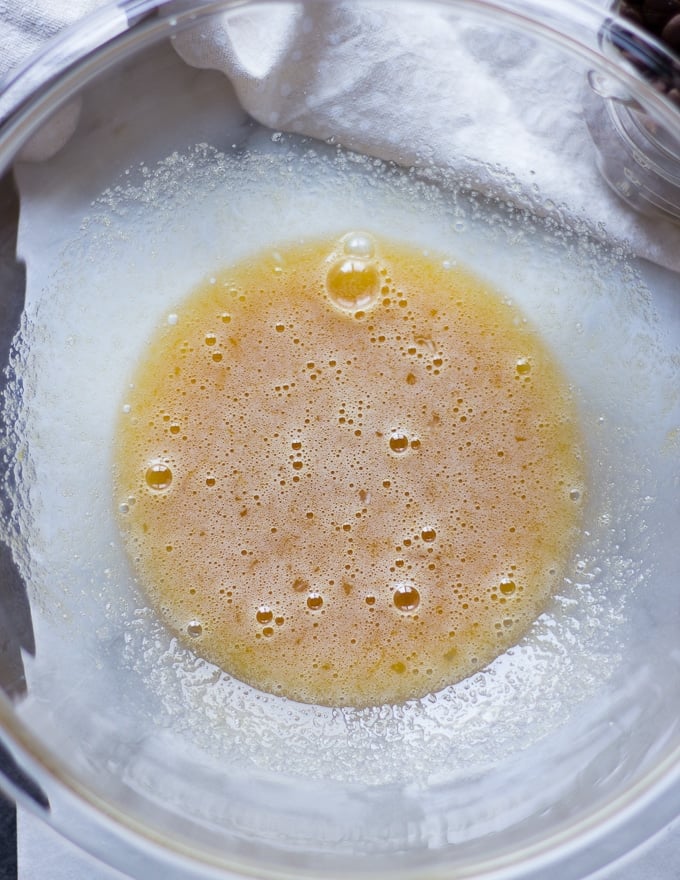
[620,1,645,24]
[641,0,680,31]
[641,0,680,14]
[611,0,680,97]
[662,13,680,48]
[642,14,669,34]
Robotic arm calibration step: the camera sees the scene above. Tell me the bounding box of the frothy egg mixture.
[114,232,584,707]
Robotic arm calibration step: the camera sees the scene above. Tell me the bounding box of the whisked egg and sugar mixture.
[114,232,584,708]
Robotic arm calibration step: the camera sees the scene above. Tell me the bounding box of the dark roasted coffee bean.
[611,0,680,96]
[641,0,680,31]
[641,14,670,34]
[662,13,680,48]
[641,0,680,13]
[620,1,645,24]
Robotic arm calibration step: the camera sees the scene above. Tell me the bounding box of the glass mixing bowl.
[0,1,679,878]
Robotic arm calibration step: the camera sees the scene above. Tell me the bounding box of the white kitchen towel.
[0,0,127,159]
[1,0,679,268]
[0,0,104,72]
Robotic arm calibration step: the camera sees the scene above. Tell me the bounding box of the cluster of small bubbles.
[115,232,585,707]
[145,461,172,491]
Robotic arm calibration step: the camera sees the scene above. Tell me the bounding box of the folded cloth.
[0,0,126,159]
[171,1,680,270]
[1,0,679,269]
[0,0,103,72]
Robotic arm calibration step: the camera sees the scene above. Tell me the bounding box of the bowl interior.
[1,2,680,878]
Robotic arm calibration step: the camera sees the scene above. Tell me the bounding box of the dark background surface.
[0,171,23,880]
[0,788,17,880]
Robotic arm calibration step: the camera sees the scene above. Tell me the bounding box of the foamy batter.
[114,233,584,707]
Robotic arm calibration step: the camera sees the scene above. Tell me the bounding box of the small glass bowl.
[585,0,680,223]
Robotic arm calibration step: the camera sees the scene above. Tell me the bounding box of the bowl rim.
[1,1,680,878]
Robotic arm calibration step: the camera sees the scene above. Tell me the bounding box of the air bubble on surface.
[307,592,324,611]
[342,231,375,259]
[145,461,173,491]
[389,431,409,453]
[499,579,517,596]
[325,258,381,313]
[393,583,421,612]
[256,606,273,624]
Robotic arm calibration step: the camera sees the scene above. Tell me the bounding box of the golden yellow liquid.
[114,233,584,707]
